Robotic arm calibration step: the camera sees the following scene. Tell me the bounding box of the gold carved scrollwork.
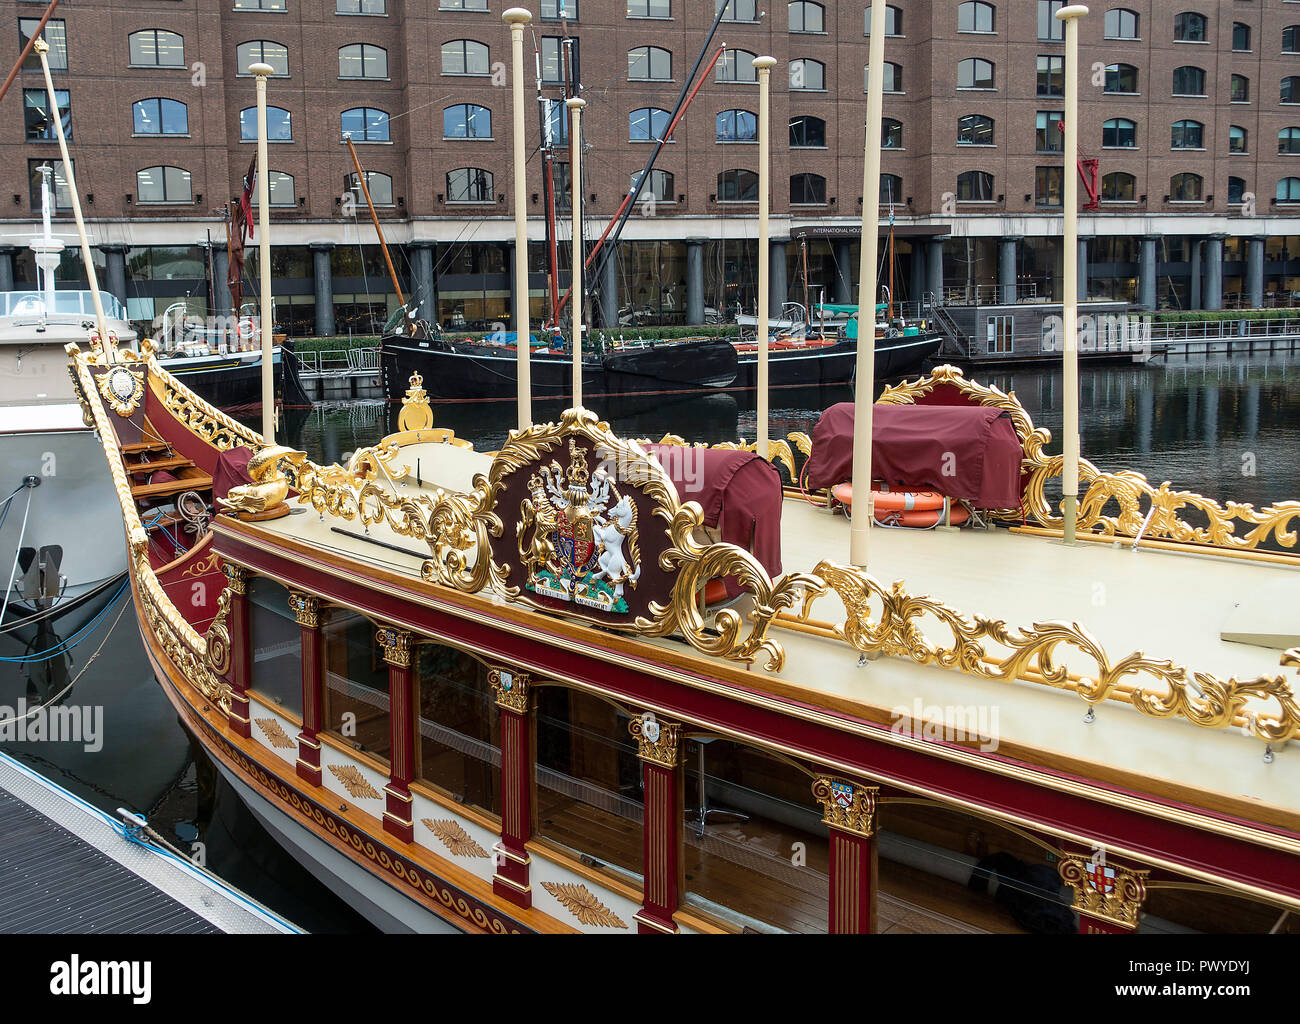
[222,562,248,595]
[376,626,412,669]
[812,776,878,837]
[398,371,434,432]
[289,592,319,629]
[1058,854,1149,931]
[488,667,531,713]
[205,587,232,678]
[627,715,682,768]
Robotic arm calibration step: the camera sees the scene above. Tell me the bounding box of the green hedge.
[1153,309,1300,324]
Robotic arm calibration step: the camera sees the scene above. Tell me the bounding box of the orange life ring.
[237,318,255,339]
[830,482,969,527]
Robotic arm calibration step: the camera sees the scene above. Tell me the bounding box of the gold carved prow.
[217,445,306,521]
[398,371,434,432]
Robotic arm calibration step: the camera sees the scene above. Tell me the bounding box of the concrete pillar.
[1190,240,1202,311]
[1247,236,1265,309]
[599,244,619,329]
[310,242,334,337]
[834,240,853,304]
[410,241,436,322]
[1204,235,1225,312]
[100,245,128,308]
[1076,236,1089,302]
[685,238,705,325]
[1139,236,1158,312]
[769,237,789,318]
[211,245,231,317]
[0,246,16,291]
[927,239,944,302]
[909,243,925,306]
[998,237,1019,304]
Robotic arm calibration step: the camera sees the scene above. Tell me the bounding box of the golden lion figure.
[218,446,307,517]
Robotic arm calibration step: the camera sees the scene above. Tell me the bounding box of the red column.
[1058,852,1149,933]
[489,668,532,909]
[377,626,414,843]
[221,564,251,738]
[629,715,683,934]
[290,592,323,787]
[812,776,880,934]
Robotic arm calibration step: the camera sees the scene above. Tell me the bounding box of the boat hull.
[159,346,313,412]
[733,333,944,388]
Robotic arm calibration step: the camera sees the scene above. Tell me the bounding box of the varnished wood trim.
[525,838,645,906]
[408,778,503,835]
[247,691,303,730]
[317,729,392,778]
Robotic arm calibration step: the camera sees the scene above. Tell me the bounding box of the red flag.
[227,158,257,314]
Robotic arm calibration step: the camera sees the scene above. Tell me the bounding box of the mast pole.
[1058,4,1089,545]
[345,136,404,306]
[566,97,586,407]
[754,56,776,457]
[851,0,888,567]
[249,61,276,442]
[505,9,533,429]
[35,38,109,356]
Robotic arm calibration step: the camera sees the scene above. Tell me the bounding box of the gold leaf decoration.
[328,763,381,800]
[539,881,628,929]
[423,818,490,859]
[255,717,295,749]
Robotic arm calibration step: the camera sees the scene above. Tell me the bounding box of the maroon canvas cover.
[213,446,255,506]
[646,444,783,586]
[803,403,1023,509]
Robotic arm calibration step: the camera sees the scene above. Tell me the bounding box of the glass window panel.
[247,578,302,719]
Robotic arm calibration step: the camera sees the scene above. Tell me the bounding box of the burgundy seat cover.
[213,446,255,506]
[803,403,1023,509]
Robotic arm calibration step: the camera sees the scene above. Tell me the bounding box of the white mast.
[754,55,776,458]
[566,97,585,407]
[33,165,63,313]
[249,61,275,443]
[851,1,888,567]
[505,8,533,431]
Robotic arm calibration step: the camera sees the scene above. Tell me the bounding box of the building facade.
[1,0,1298,335]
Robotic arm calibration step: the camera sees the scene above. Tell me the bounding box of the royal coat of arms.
[518,438,642,614]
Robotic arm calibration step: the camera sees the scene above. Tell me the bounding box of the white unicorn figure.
[591,494,641,600]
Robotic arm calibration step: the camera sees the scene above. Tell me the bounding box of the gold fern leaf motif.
[255,718,295,749]
[423,818,490,858]
[540,881,628,929]
[328,763,381,800]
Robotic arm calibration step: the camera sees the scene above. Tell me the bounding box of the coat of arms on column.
[518,437,641,614]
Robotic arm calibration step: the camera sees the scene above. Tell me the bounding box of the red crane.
[1058,119,1100,211]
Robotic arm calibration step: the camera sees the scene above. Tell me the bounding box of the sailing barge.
[71,340,1300,934]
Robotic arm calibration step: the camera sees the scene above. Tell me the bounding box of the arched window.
[789,58,825,91]
[237,40,289,76]
[132,98,188,136]
[789,114,826,147]
[1172,65,1205,95]
[864,5,902,35]
[864,62,902,92]
[1228,176,1246,203]
[1169,172,1203,202]
[341,107,389,142]
[718,0,758,21]
[789,1,824,33]
[957,1,995,33]
[717,108,756,142]
[136,165,192,204]
[957,113,994,145]
[1173,11,1207,42]
[1285,26,1300,54]
[628,46,671,80]
[629,106,671,141]
[129,30,184,68]
[1101,171,1135,201]
[240,105,292,141]
[957,58,995,89]
[1104,63,1138,93]
[339,43,387,78]
[1232,22,1250,51]
[251,170,295,206]
[1171,119,1204,148]
[1280,127,1300,155]
[1102,117,1136,148]
[1231,75,1249,103]
[1284,77,1300,104]
[1105,9,1139,39]
[446,168,491,203]
[790,173,826,204]
[717,168,758,201]
[1278,177,1300,202]
[880,173,902,204]
[346,169,393,205]
[631,168,675,202]
[443,103,491,138]
[717,48,758,82]
[441,39,489,75]
[882,117,902,148]
[1229,125,1248,153]
[957,170,994,201]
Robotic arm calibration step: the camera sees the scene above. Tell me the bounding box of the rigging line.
[0,486,35,626]
[0,572,124,637]
[1,579,129,664]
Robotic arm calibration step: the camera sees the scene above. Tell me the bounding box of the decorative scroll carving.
[217,446,305,519]
[628,713,682,768]
[424,818,490,859]
[803,559,1300,743]
[1058,854,1149,930]
[812,776,878,837]
[650,433,796,480]
[376,626,412,668]
[205,588,232,677]
[328,763,382,800]
[488,667,531,714]
[539,881,628,929]
[289,592,319,629]
[255,718,296,749]
[222,562,248,595]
